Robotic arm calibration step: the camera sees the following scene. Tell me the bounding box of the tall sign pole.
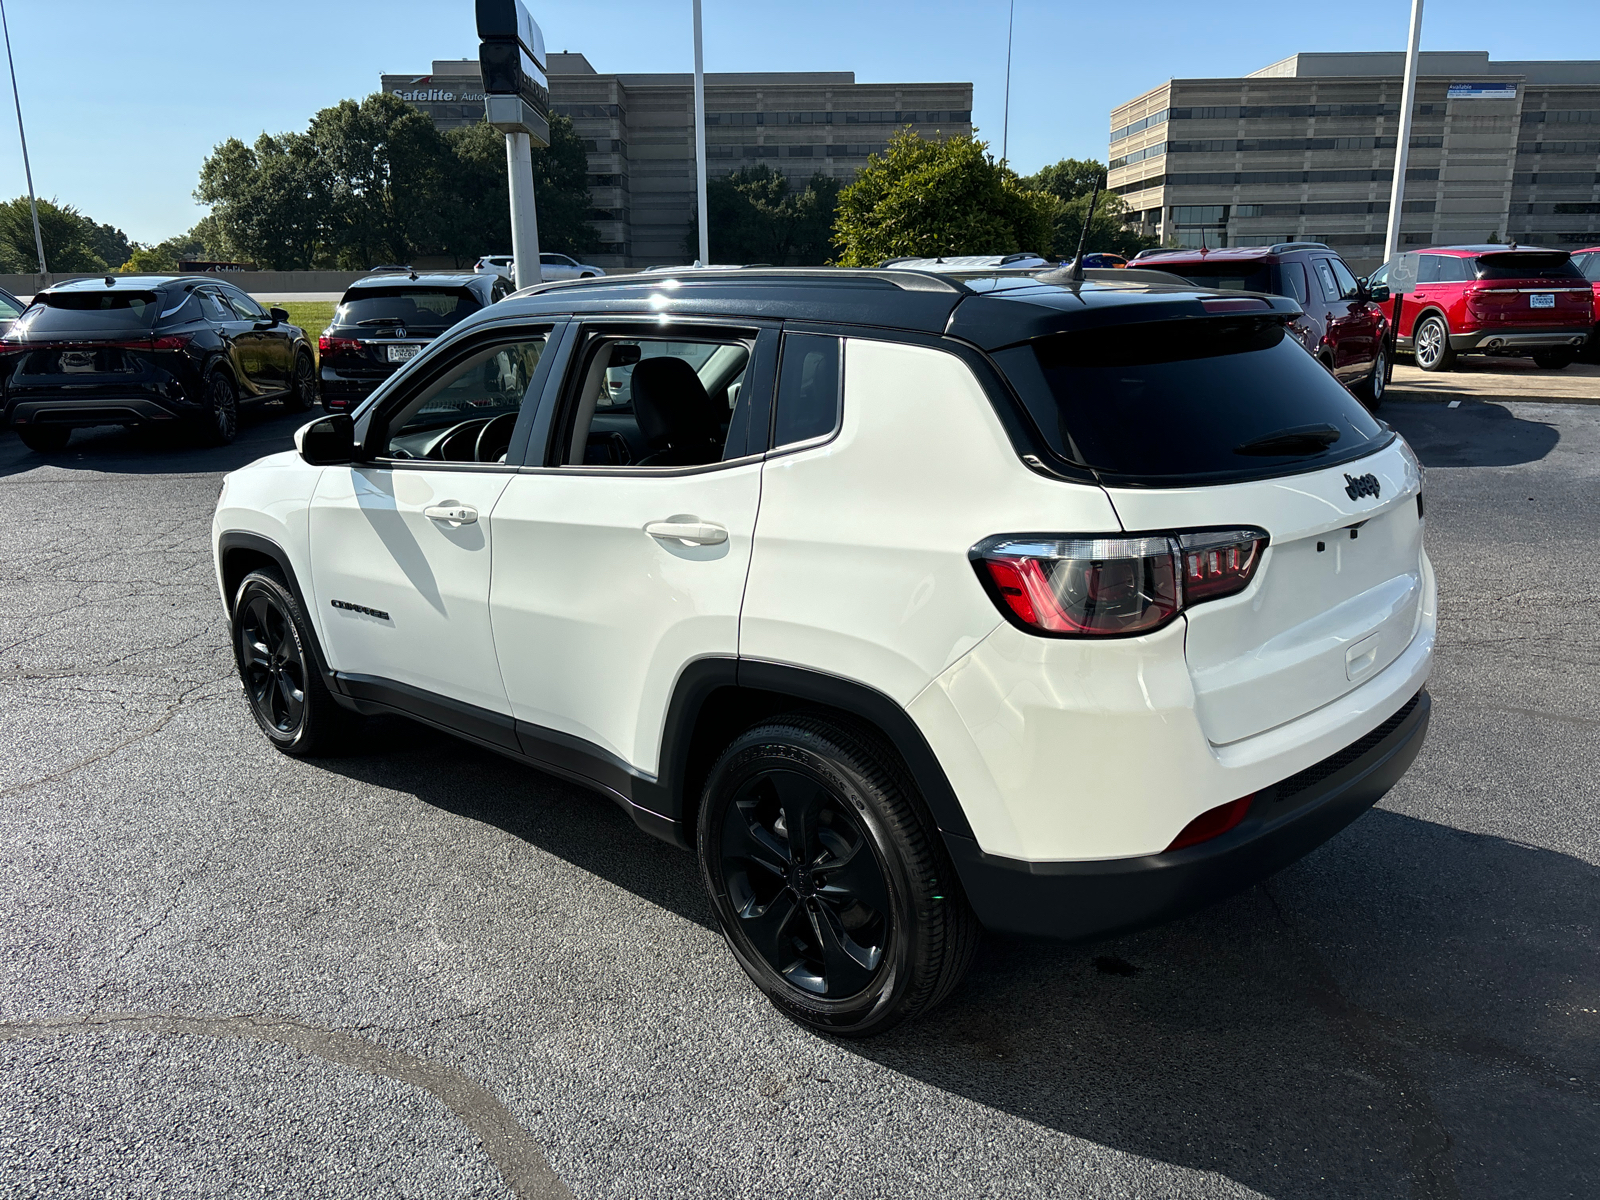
[1383,0,1425,265]
[692,0,709,265]
[0,0,46,277]
[1001,0,1014,164]
[477,0,550,289]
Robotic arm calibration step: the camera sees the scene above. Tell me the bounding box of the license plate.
[60,350,95,373]
[1530,293,1554,308]
[386,343,421,363]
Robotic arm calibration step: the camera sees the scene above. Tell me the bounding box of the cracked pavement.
[0,397,1595,1198]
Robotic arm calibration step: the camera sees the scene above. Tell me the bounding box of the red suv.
[1131,243,1391,406]
[1568,246,1600,362]
[1373,245,1593,372]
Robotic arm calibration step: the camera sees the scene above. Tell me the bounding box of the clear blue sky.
[3,0,1596,245]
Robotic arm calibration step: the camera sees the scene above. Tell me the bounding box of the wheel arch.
[650,658,976,853]
[216,531,338,687]
[1410,305,1449,340]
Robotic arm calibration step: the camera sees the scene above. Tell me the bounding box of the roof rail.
[368,264,418,278]
[1268,242,1331,253]
[517,266,971,297]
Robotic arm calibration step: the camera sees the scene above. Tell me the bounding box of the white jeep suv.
[213,268,1434,1036]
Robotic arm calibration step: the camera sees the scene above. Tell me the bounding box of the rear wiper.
[1234,423,1341,456]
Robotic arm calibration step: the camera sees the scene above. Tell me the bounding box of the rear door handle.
[646,520,728,546]
[425,504,478,525]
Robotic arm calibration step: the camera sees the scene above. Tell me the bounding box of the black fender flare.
[215,530,340,691]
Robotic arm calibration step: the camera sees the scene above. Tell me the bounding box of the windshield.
[992,316,1389,484]
[335,287,482,330]
[1136,261,1273,293]
[1472,253,1585,282]
[14,290,163,334]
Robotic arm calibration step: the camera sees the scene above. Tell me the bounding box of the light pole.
[692,0,709,265]
[1,0,46,277]
[1001,0,1014,164]
[477,0,550,289]
[1383,0,1425,265]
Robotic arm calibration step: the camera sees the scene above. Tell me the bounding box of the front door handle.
[425,504,478,525]
[646,520,728,546]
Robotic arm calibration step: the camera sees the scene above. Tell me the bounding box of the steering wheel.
[432,418,489,462]
[474,411,519,463]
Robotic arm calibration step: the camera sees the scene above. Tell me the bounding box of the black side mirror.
[1367,283,1390,303]
[295,413,356,465]
[269,306,290,324]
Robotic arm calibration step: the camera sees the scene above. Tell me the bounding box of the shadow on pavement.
[0,403,308,479]
[318,716,1598,1200]
[1385,400,1561,468]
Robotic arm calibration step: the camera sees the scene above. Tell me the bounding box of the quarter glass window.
[772,334,842,449]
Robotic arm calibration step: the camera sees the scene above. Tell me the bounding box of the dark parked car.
[0,287,24,339]
[0,276,314,452]
[1370,245,1592,371]
[318,271,514,410]
[1130,243,1391,406]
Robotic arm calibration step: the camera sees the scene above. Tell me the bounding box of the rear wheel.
[1355,346,1387,408]
[232,569,352,755]
[286,350,316,411]
[18,425,71,453]
[205,370,239,445]
[1531,348,1574,370]
[1414,315,1456,372]
[697,716,979,1037]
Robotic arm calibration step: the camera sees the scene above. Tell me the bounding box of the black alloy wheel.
[231,569,351,755]
[287,351,316,411]
[18,425,71,453]
[1414,314,1456,372]
[206,370,239,445]
[1356,345,1387,408]
[698,717,978,1037]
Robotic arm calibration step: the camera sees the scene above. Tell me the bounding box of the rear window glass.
[1138,262,1273,294]
[335,287,482,331]
[19,291,162,332]
[993,317,1389,484]
[1472,253,1585,282]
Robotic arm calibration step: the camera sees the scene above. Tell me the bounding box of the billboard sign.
[1447,82,1518,100]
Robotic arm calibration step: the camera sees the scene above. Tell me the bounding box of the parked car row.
[474,252,608,281]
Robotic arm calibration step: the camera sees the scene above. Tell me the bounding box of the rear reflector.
[1165,794,1255,852]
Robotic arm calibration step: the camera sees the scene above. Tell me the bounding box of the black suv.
[1130,243,1392,406]
[0,275,315,452]
[318,270,514,410]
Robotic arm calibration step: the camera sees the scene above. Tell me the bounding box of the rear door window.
[1436,256,1473,283]
[1278,261,1310,306]
[1327,258,1361,298]
[991,316,1390,485]
[195,289,235,322]
[1312,259,1342,302]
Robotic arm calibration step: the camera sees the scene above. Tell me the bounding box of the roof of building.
[491,267,1300,351]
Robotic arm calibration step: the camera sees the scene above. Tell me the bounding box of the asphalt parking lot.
[0,390,1595,1199]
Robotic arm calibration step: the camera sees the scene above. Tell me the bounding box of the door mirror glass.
[269,306,290,324]
[296,413,356,465]
[1367,283,1391,303]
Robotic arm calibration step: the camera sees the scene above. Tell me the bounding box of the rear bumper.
[318,371,386,410]
[6,395,188,428]
[1449,327,1589,351]
[945,689,1430,939]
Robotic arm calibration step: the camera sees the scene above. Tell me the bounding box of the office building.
[1108,52,1600,271]
[383,54,972,268]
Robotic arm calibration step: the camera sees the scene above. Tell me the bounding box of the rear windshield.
[1137,262,1273,294]
[992,317,1389,484]
[1472,253,1585,282]
[335,287,482,331]
[19,291,163,333]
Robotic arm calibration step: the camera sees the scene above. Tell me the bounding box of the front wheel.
[18,425,71,453]
[1414,315,1456,372]
[286,350,316,411]
[1355,346,1388,408]
[697,716,979,1037]
[1531,348,1574,370]
[232,569,353,755]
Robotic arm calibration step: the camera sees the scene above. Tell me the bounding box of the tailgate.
[1105,438,1425,745]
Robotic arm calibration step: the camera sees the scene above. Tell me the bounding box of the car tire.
[1414,314,1456,372]
[286,350,316,411]
[231,569,354,756]
[205,370,240,445]
[17,425,71,453]
[1531,348,1574,370]
[579,272,595,278]
[697,715,979,1037]
[1355,345,1387,408]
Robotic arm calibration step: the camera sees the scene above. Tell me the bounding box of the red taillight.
[975,528,1267,638]
[148,334,192,350]
[1165,794,1255,852]
[319,334,360,354]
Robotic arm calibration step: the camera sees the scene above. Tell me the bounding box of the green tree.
[1021,158,1159,259]
[444,114,598,263]
[0,196,110,272]
[683,165,840,265]
[832,130,1058,266]
[197,131,332,268]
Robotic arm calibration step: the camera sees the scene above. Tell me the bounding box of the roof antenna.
[1199,225,1209,256]
[1067,174,1104,282]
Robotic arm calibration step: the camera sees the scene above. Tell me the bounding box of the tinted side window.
[1312,259,1342,302]
[1577,253,1600,281]
[1416,255,1443,285]
[1328,258,1360,298]
[222,289,267,319]
[1278,261,1310,305]
[195,290,233,322]
[772,334,842,449]
[1436,256,1473,283]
